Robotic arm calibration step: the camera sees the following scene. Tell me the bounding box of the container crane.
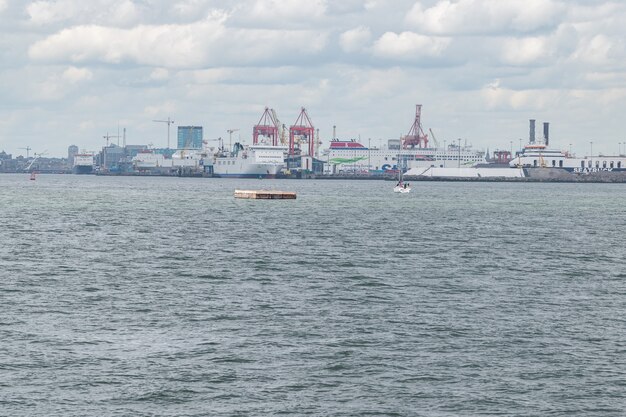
[402,104,429,149]
[289,108,315,156]
[253,108,279,146]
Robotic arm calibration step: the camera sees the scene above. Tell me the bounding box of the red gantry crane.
[402,104,429,149]
[289,107,315,156]
[253,107,279,146]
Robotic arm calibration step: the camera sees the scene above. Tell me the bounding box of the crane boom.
[428,128,440,148]
[153,117,175,148]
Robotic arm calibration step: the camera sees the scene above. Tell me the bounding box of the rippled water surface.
[1,174,625,416]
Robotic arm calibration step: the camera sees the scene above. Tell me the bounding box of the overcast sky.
[1,0,626,157]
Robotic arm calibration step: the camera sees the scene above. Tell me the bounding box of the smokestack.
[543,122,549,146]
[529,119,536,143]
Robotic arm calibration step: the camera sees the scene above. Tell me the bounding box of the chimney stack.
[529,119,536,143]
[543,122,550,146]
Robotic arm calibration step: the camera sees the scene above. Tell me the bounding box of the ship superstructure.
[510,120,626,172]
[324,140,485,174]
[324,105,485,174]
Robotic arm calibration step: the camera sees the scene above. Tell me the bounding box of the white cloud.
[110,0,140,26]
[27,1,60,25]
[406,0,565,35]
[26,0,142,27]
[248,0,327,20]
[28,13,328,68]
[573,34,623,67]
[4,0,626,157]
[150,68,170,81]
[481,82,559,111]
[372,31,450,59]
[501,37,549,66]
[172,0,213,19]
[339,26,372,53]
[62,66,93,83]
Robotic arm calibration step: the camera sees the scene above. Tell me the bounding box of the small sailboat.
[393,181,411,193]
[393,157,411,193]
[30,171,37,181]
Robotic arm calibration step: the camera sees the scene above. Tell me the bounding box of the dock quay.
[234,190,297,199]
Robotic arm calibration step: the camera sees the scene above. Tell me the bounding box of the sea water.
[1,174,625,416]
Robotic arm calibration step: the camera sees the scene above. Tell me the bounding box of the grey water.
[1,174,625,416]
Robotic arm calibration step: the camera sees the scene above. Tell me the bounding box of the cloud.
[247,0,327,20]
[28,13,328,68]
[26,0,141,27]
[406,0,565,35]
[0,0,7,13]
[150,68,170,81]
[62,66,93,83]
[372,31,450,59]
[572,34,625,67]
[339,26,372,53]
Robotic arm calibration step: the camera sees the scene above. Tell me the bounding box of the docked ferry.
[510,140,626,173]
[324,139,486,174]
[213,143,287,178]
[73,154,94,174]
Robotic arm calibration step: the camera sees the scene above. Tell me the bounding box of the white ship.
[323,139,485,174]
[132,149,208,170]
[73,154,94,174]
[510,140,626,173]
[213,143,287,178]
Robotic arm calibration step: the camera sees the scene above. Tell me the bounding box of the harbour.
[4,105,626,183]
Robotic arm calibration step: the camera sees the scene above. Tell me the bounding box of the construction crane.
[19,146,32,158]
[227,129,239,152]
[103,132,120,146]
[153,117,175,148]
[428,128,440,148]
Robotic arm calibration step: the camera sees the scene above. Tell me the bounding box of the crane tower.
[253,107,280,146]
[402,104,429,149]
[289,108,315,156]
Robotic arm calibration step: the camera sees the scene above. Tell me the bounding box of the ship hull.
[213,172,278,179]
[213,164,281,178]
[73,165,93,174]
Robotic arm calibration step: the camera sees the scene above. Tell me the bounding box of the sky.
[1,0,626,158]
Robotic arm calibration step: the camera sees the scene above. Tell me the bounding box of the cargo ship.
[213,143,287,178]
[73,154,94,174]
